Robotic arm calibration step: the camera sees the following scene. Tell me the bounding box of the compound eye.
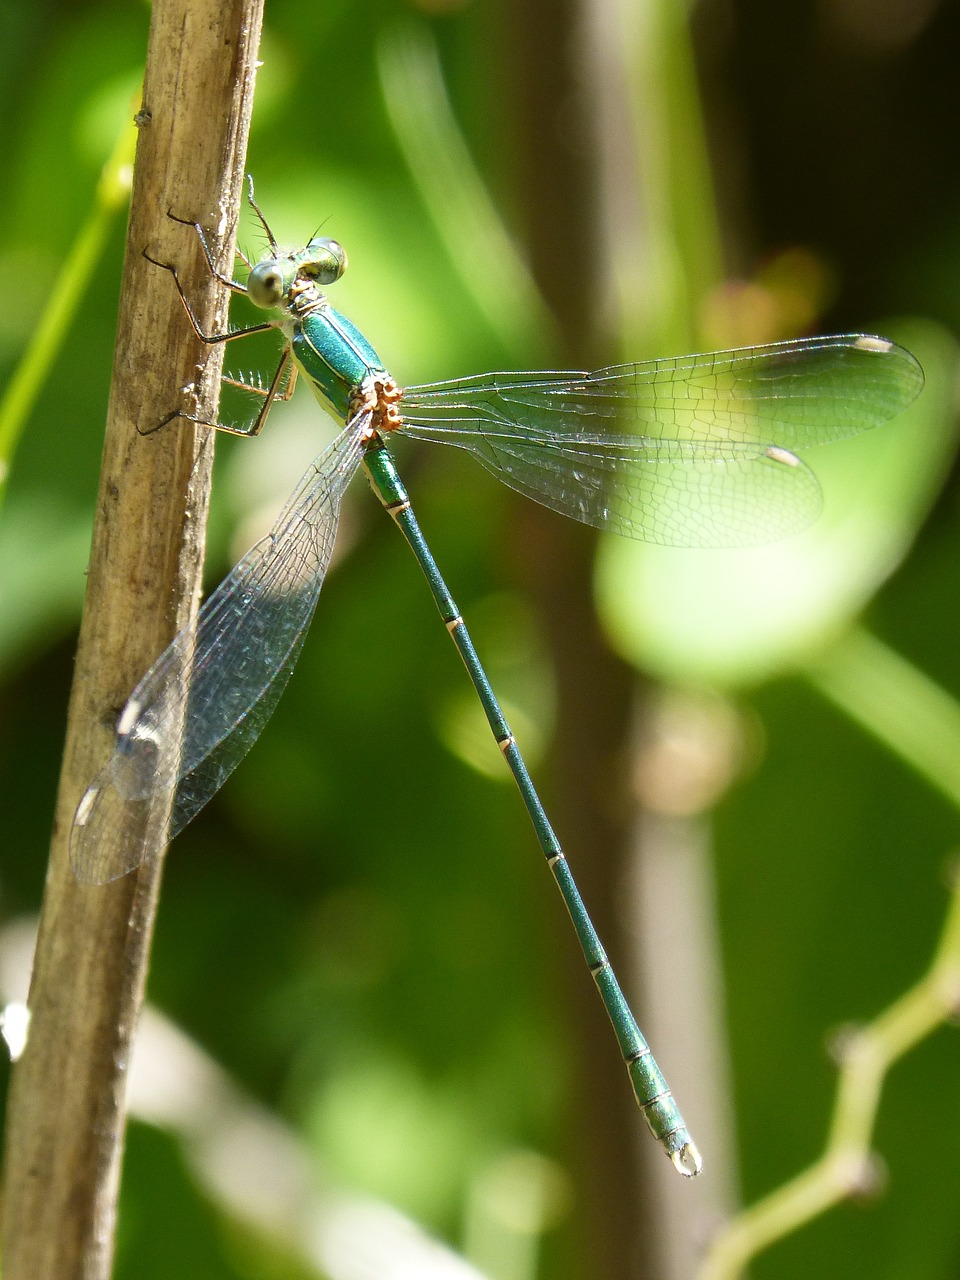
[247,262,286,309]
[304,237,347,285]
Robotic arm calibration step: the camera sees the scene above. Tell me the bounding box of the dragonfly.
[71,178,923,1177]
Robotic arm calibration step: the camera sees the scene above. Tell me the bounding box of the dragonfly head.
[303,237,347,284]
[246,238,348,310]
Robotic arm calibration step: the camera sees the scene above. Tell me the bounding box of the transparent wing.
[71,423,366,884]
[400,334,922,546]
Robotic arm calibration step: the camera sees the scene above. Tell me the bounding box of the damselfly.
[71,179,924,1176]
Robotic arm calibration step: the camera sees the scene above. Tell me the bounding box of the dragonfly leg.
[142,249,274,347]
[217,351,296,438]
[223,354,298,407]
[139,350,294,439]
[165,210,250,293]
[141,243,285,437]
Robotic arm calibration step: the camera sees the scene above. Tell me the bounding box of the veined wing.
[402,335,923,448]
[71,423,366,884]
[402,427,822,546]
[399,334,922,547]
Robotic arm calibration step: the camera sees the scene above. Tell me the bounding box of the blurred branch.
[377,22,557,363]
[698,623,960,1274]
[0,113,136,504]
[583,0,732,1273]
[698,870,960,1279]
[810,624,960,813]
[0,1,263,1277]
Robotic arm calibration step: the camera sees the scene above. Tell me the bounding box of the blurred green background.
[2,1,960,1278]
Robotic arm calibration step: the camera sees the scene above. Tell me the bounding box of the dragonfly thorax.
[350,375,403,437]
[291,303,391,425]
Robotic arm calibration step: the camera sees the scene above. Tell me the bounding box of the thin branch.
[0,1,263,1277]
[697,872,960,1279]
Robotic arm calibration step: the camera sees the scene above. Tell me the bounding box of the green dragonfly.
[71,179,923,1177]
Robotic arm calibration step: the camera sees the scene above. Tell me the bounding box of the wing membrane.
[71,424,365,884]
[399,335,921,546]
[402,335,922,447]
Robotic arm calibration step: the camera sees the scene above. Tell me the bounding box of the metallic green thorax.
[291,304,387,423]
